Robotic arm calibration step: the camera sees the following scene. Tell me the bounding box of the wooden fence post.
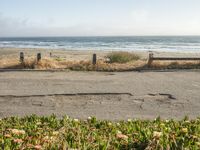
[37,53,41,62]
[20,52,24,63]
[147,53,154,67]
[92,54,97,65]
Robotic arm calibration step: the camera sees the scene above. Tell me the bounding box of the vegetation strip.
[1,52,200,71]
[1,115,200,149]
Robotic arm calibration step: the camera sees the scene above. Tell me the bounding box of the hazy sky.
[0,0,200,37]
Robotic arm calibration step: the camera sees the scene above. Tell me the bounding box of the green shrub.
[106,52,140,63]
[1,115,200,149]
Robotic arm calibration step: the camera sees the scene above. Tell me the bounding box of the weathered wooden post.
[147,53,154,67]
[92,54,97,65]
[20,52,24,63]
[37,53,41,62]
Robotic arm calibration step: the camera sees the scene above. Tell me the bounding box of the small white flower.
[116,130,122,134]
[50,136,55,140]
[65,116,69,119]
[181,128,188,133]
[43,136,49,140]
[11,129,26,135]
[185,120,190,123]
[128,119,132,122]
[36,122,42,125]
[74,119,79,122]
[52,131,59,136]
[165,120,169,123]
[116,123,120,126]
[160,123,165,127]
[87,116,92,120]
[165,127,169,131]
[153,131,162,138]
[196,142,200,146]
[108,122,112,126]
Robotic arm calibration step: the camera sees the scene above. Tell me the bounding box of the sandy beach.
[1,47,200,61]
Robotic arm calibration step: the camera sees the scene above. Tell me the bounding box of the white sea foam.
[0,36,200,52]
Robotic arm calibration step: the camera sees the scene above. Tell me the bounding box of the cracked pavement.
[0,71,200,120]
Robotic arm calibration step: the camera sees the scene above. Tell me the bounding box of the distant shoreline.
[1,47,200,53]
[1,36,200,52]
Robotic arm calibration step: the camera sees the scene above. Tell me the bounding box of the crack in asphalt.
[0,92,133,98]
[148,93,176,100]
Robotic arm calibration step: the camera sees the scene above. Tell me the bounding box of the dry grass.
[150,61,200,69]
[106,52,140,63]
[58,59,145,71]
[1,57,200,71]
[0,57,146,71]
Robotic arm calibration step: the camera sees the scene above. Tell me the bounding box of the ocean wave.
[0,36,200,52]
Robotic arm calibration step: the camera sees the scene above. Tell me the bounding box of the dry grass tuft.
[150,61,200,69]
[22,59,36,69]
[106,52,140,63]
[35,59,61,69]
[0,58,36,69]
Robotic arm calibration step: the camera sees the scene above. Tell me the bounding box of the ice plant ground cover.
[0,115,200,149]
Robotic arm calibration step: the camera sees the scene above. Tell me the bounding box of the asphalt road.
[0,70,200,120]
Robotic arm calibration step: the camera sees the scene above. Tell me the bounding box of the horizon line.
[1,35,200,38]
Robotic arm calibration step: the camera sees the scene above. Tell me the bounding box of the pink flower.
[4,134,11,138]
[13,139,23,144]
[34,145,42,150]
[116,133,128,140]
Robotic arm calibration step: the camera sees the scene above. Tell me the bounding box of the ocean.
[0,36,200,52]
